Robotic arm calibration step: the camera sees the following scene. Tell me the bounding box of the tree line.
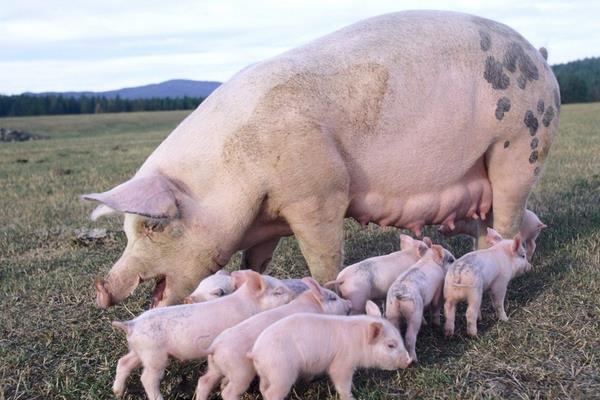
[553,57,600,104]
[1,57,599,117]
[0,95,203,117]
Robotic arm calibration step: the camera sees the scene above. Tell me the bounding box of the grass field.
[1,105,599,400]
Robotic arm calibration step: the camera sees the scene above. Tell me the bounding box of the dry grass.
[1,104,599,399]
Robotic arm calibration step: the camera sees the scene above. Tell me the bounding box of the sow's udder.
[348,164,491,235]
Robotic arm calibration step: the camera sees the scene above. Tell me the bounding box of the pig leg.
[328,363,356,400]
[221,367,256,400]
[347,291,370,315]
[261,371,296,400]
[485,141,536,240]
[139,352,169,400]
[490,282,509,321]
[405,308,423,362]
[466,290,483,337]
[282,194,348,283]
[195,356,223,400]
[112,351,140,397]
[430,287,443,326]
[241,237,280,272]
[444,299,458,337]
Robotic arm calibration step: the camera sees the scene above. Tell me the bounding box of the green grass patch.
[1,105,599,399]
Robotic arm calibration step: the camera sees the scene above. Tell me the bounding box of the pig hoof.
[499,315,509,322]
[112,386,124,397]
[444,330,454,339]
[467,330,478,337]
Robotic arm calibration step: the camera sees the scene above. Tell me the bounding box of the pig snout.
[400,351,413,368]
[95,279,114,309]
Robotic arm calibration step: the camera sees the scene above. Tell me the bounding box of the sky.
[1,0,598,94]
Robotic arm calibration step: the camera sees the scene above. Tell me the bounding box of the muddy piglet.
[184,270,307,304]
[444,229,531,337]
[195,278,351,400]
[111,270,295,400]
[326,234,430,314]
[249,301,411,400]
[386,244,455,361]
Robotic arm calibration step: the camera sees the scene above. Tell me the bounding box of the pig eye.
[273,287,285,296]
[448,256,455,263]
[144,219,167,233]
[387,342,397,349]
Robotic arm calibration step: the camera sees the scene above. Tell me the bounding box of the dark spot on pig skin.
[503,43,521,73]
[530,137,539,150]
[484,56,510,90]
[554,89,561,110]
[537,99,545,114]
[356,261,375,287]
[539,47,548,61]
[543,106,555,127]
[534,166,541,176]
[495,97,511,120]
[504,140,510,148]
[524,111,539,136]
[479,30,491,51]
[529,151,538,163]
[503,42,539,87]
[517,75,527,89]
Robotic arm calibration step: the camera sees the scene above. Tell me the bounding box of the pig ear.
[302,277,326,300]
[399,234,415,251]
[422,237,433,248]
[431,245,444,264]
[82,175,179,220]
[231,270,249,289]
[511,234,523,254]
[486,228,503,246]
[241,271,267,296]
[368,322,384,344]
[90,204,119,221]
[417,242,429,258]
[365,300,382,317]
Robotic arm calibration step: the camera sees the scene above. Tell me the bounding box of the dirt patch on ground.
[0,128,48,142]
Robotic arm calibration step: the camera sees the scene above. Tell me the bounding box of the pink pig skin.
[385,244,455,361]
[83,11,559,309]
[443,230,531,337]
[249,301,411,400]
[183,270,307,304]
[326,234,429,314]
[110,271,295,400]
[195,278,351,400]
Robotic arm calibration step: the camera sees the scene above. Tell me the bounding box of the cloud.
[0,0,598,93]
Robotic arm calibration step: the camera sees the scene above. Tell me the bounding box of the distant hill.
[552,57,600,103]
[25,79,221,100]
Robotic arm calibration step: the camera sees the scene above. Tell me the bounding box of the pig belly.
[347,157,491,234]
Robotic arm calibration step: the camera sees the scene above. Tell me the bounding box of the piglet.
[443,229,531,337]
[183,270,307,303]
[386,244,455,361]
[325,234,429,314]
[440,209,546,260]
[183,270,235,303]
[249,301,412,400]
[195,278,351,400]
[111,270,295,400]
